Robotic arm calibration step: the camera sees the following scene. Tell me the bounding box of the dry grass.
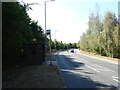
[79,50,119,61]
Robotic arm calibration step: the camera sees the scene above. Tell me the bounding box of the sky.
[19,0,119,43]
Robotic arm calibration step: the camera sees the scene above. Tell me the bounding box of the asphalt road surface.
[56,50,119,88]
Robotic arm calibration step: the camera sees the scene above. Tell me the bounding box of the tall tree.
[102,12,117,57]
[80,6,119,58]
[2,2,46,67]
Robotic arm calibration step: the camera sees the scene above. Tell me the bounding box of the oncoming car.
[71,49,74,53]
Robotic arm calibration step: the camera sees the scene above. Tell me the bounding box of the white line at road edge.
[86,65,99,72]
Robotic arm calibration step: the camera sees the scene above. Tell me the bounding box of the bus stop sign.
[46,30,51,35]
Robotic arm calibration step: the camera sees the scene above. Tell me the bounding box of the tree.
[30,21,45,42]
[2,2,47,68]
[102,12,117,57]
[3,2,33,60]
[80,5,119,58]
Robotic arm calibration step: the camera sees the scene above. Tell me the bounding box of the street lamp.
[44,0,55,65]
[44,0,55,34]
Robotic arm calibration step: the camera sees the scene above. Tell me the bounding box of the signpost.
[44,0,55,65]
[46,30,51,35]
[46,29,52,65]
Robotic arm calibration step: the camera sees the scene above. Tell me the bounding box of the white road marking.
[60,52,115,73]
[66,53,89,63]
[80,58,88,62]
[112,76,119,79]
[66,54,115,73]
[112,76,120,83]
[113,79,120,83]
[73,59,88,64]
[93,64,115,72]
[71,56,89,63]
[81,60,88,63]
[97,69,108,71]
[79,53,118,64]
[86,65,99,72]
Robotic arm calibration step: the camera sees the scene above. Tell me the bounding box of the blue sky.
[21,0,119,43]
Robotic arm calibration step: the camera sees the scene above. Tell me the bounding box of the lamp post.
[44,0,55,34]
[44,0,55,65]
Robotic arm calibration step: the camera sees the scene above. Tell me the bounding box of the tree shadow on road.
[56,55,118,89]
[57,55,85,70]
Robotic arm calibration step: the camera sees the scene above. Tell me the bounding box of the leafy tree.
[30,21,45,42]
[3,2,33,60]
[80,7,119,58]
[2,2,47,67]
[102,12,117,57]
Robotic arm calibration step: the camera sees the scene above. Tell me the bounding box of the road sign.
[46,29,51,35]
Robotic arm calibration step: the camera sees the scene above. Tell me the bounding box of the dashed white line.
[86,65,99,72]
[71,56,89,63]
[112,76,120,83]
[79,58,88,62]
[113,79,120,83]
[112,76,119,79]
[61,52,115,73]
[93,64,115,72]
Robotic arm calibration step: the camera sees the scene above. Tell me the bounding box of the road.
[55,50,119,88]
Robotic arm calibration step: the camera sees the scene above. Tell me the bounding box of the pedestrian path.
[44,53,58,66]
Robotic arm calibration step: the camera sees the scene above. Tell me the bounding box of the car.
[71,49,74,53]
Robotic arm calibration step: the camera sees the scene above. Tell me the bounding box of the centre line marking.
[86,65,99,72]
[113,79,120,83]
[112,76,119,79]
[112,76,120,83]
[94,64,115,72]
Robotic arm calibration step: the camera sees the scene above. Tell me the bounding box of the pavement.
[44,52,58,66]
[3,53,65,88]
[55,50,119,88]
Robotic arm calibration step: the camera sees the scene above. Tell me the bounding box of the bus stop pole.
[49,33,52,65]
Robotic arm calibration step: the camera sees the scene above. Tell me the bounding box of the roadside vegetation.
[51,40,79,51]
[2,2,65,88]
[2,2,48,68]
[3,1,79,68]
[80,5,120,59]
